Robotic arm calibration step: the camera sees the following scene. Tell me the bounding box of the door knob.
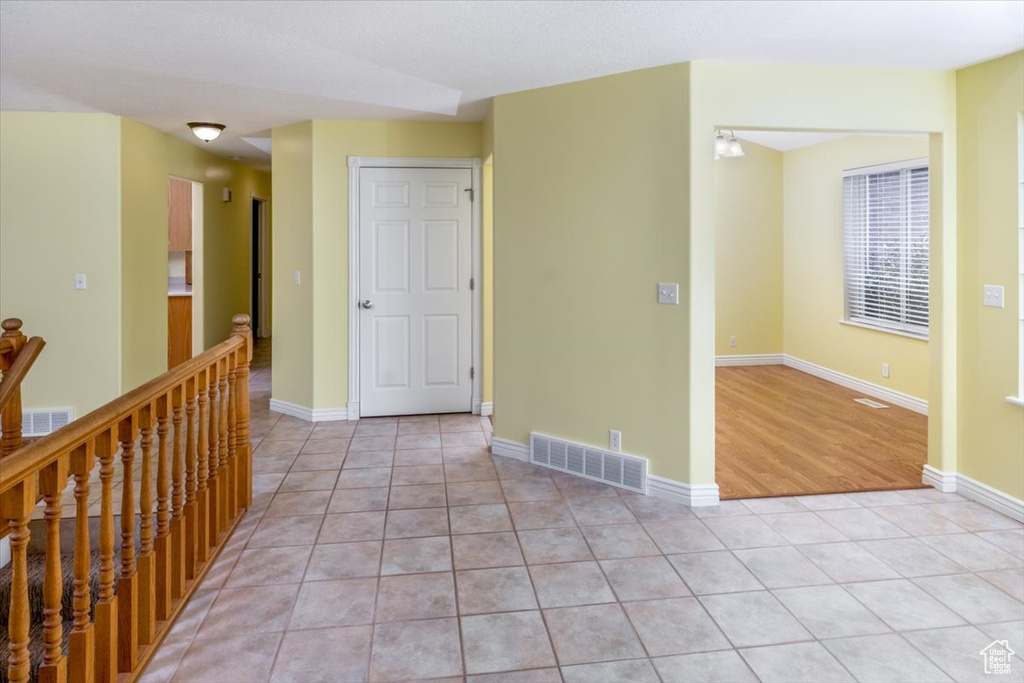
[360,299,374,309]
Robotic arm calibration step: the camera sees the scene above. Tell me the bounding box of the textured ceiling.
[2,0,1021,169]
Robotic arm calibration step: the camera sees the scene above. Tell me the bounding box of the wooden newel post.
[231,314,253,508]
[1,318,27,456]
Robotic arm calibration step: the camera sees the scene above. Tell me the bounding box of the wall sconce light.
[714,130,745,159]
[188,122,225,142]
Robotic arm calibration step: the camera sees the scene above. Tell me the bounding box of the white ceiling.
[2,1,1021,170]
[736,131,854,151]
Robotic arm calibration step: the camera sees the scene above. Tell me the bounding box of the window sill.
[839,319,929,341]
[1007,396,1024,408]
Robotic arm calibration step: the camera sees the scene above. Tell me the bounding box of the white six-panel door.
[358,167,474,416]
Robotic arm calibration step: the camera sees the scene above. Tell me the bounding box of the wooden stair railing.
[0,314,253,683]
[0,318,46,457]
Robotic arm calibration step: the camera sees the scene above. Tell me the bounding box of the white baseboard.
[922,464,957,493]
[715,354,928,415]
[490,437,530,462]
[922,465,1024,522]
[715,354,785,367]
[270,398,349,423]
[480,402,493,417]
[783,355,928,416]
[648,475,721,507]
[490,437,720,508]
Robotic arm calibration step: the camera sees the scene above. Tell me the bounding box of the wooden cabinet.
[168,178,192,251]
[168,295,192,368]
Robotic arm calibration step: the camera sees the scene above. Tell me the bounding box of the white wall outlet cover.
[657,283,679,305]
[983,284,1004,308]
[222,187,232,203]
[609,429,622,452]
[729,335,737,347]
[293,270,301,285]
[881,363,890,378]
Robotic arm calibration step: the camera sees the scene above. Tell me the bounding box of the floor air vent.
[530,432,648,494]
[854,398,889,409]
[22,409,73,437]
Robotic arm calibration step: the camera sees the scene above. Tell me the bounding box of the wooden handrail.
[0,336,45,415]
[0,335,242,495]
[0,313,254,683]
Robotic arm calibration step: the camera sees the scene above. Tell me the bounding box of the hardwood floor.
[716,365,928,499]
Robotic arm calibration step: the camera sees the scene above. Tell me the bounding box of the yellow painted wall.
[271,121,314,408]
[271,120,483,411]
[690,63,957,483]
[783,135,930,399]
[120,119,271,391]
[0,112,122,418]
[715,140,783,355]
[493,64,692,481]
[956,51,1024,500]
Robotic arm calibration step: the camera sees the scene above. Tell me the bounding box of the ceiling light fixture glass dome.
[188,122,225,142]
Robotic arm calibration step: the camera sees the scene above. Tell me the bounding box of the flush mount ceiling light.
[714,130,745,159]
[187,122,225,142]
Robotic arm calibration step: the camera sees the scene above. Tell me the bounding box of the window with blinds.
[843,158,929,338]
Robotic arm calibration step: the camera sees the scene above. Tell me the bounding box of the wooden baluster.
[217,358,229,534]
[226,354,238,521]
[206,363,220,543]
[38,454,70,683]
[137,405,156,646]
[170,385,185,599]
[69,442,96,683]
[195,369,210,563]
[2,477,36,683]
[0,318,27,456]
[117,415,138,673]
[232,315,253,508]
[184,376,199,579]
[154,394,172,620]
[93,428,118,683]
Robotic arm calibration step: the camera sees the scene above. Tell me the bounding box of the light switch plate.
[658,283,679,305]
[75,273,86,290]
[983,284,1004,308]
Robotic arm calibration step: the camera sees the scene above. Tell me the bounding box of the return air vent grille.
[530,432,648,494]
[854,398,889,409]
[22,408,74,437]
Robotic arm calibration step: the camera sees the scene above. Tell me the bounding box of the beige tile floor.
[140,342,1024,683]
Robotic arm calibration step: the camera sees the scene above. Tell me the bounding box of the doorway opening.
[167,176,203,368]
[251,196,269,339]
[713,128,930,499]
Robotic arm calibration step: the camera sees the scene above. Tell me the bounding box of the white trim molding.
[480,402,493,417]
[715,354,928,415]
[921,464,958,493]
[489,437,720,507]
[648,475,721,508]
[785,355,927,415]
[922,465,1024,522]
[347,156,483,418]
[269,398,348,423]
[490,437,530,462]
[715,354,784,367]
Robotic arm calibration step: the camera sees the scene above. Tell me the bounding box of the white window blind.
[843,158,929,337]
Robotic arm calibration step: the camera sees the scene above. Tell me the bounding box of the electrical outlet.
[729,336,737,348]
[609,430,622,452]
[74,273,86,290]
[293,270,301,285]
[657,283,679,305]
[882,363,890,379]
[983,284,1004,308]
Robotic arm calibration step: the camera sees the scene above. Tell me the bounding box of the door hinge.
[470,367,475,379]
[470,277,475,291]
[464,187,475,202]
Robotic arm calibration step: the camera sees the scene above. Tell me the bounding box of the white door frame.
[250,194,271,339]
[347,156,483,420]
